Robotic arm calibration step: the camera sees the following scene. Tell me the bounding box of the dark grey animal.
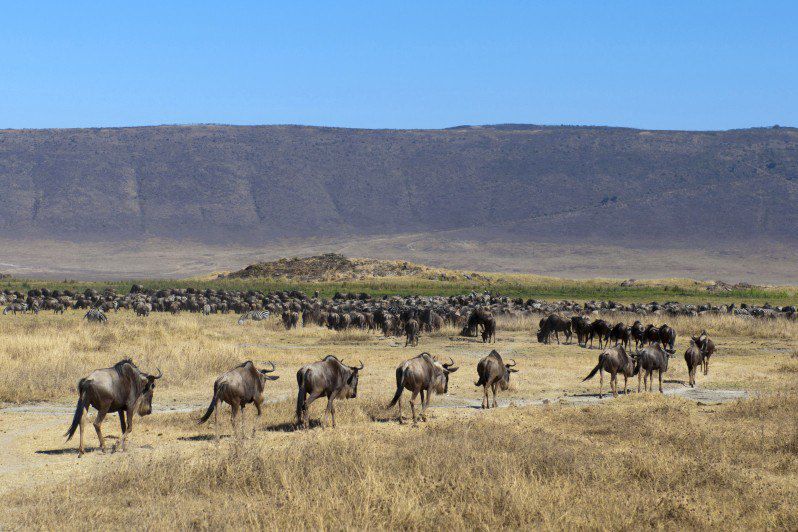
[692,330,716,375]
[481,317,496,343]
[582,346,635,398]
[405,318,420,347]
[684,340,702,387]
[295,356,363,429]
[609,322,630,349]
[474,350,517,408]
[630,320,646,349]
[282,310,299,329]
[658,324,676,352]
[635,345,674,393]
[388,353,459,424]
[588,319,612,349]
[65,359,162,456]
[198,361,279,438]
[537,314,572,344]
[571,316,591,347]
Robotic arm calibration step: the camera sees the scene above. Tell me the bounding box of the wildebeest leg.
[491,382,498,408]
[599,368,604,399]
[637,370,642,393]
[703,357,710,376]
[93,407,109,453]
[658,370,663,393]
[555,331,560,345]
[623,374,628,395]
[118,411,127,435]
[611,372,617,398]
[420,389,429,421]
[410,391,419,425]
[303,391,323,429]
[326,396,336,428]
[482,385,489,409]
[230,403,240,438]
[397,395,404,423]
[213,401,220,442]
[78,406,88,457]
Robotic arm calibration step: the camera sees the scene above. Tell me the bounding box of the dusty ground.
[0,312,796,529]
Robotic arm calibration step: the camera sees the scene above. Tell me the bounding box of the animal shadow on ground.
[36,446,98,456]
[178,434,230,442]
[263,419,322,432]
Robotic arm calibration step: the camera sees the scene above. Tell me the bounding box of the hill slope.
[1,124,796,249]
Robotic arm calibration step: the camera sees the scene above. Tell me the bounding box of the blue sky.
[1,1,795,130]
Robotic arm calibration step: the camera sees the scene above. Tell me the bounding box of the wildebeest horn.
[506,359,517,367]
[351,360,364,370]
[152,367,163,379]
[262,361,276,373]
[443,356,455,368]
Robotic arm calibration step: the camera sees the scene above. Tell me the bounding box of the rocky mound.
[222,253,484,282]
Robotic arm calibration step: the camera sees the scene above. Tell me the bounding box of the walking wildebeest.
[658,324,676,352]
[684,340,703,387]
[630,320,646,349]
[571,315,591,347]
[282,310,299,330]
[635,345,674,393]
[643,324,660,345]
[65,359,162,456]
[405,318,420,347]
[198,361,280,438]
[692,330,715,375]
[582,346,635,398]
[609,322,631,349]
[295,356,363,429]
[462,308,493,337]
[481,316,496,343]
[387,353,459,424]
[536,314,572,344]
[474,350,517,408]
[588,319,612,349]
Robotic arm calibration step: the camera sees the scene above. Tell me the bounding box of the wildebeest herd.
[60,300,718,455]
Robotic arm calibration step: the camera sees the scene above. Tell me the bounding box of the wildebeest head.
[536,329,546,343]
[136,367,163,416]
[340,359,364,398]
[501,357,519,390]
[432,356,459,394]
[258,361,280,384]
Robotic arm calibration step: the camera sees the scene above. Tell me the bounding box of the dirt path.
[0,383,749,497]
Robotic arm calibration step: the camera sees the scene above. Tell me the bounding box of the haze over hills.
[0,124,797,281]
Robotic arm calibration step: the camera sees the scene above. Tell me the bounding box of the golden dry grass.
[0,310,796,530]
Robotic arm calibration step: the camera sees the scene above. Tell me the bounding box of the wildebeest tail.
[295,368,309,421]
[198,382,220,424]
[388,367,406,407]
[582,354,605,381]
[474,368,488,387]
[65,378,88,441]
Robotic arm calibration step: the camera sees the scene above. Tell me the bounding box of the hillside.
[1,124,797,250]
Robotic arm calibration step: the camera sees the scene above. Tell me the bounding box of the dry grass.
[0,310,797,530]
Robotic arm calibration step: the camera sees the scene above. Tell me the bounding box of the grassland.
[0,310,796,530]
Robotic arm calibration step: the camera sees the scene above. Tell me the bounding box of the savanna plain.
[0,307,796,530]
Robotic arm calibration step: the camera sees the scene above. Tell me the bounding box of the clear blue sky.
[1,1,795,130]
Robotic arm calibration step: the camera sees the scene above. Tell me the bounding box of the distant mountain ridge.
[0,124,796,248]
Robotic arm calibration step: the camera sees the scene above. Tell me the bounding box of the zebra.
[3,303,28,315]
[237,310,270,325]
[84,308,108,323]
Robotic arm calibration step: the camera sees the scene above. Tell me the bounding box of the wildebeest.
[83,308,108,323]
[65,359,162,456]
[643,323,660,345]
[282,310,299,330]
[475,350,517,408]
[536,314,572,344]
[658,324,676,352]
[692,330,715,375]
[571,315,591,347]
[462,308,493,337]
[582,346,635,398]
[134,302,151,317]
[684,340,703,387]
[588,319,612,349]
[630,320,646,349]
[609,322,630,349]
[405,318,420,347]
[635,345,674,393]
[198,361,279,438]
[387,353,459,424]
[295,356,363,429]
[481,316,496,343]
